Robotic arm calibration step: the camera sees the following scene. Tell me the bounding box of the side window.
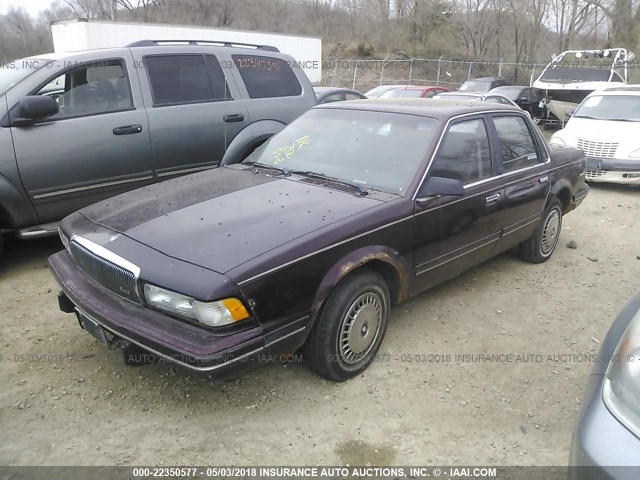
[430,118,492,184]
[232,54,302,98]
[493,116,540,173]
[145,55,230,106]
[424,90,437,98]
[35,59,132,118]
[345,93,364,101]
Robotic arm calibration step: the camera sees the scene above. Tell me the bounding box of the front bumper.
[585,158,640,185]
[568,373,640,479]
[49,250,301,374]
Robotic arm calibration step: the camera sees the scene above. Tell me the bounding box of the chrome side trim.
[237,215,413,285]
[75,305,305,372]
[415,237,498,276]
[71,235,141,278]
[157,165,217,177]
[17,221,59,239]
[501,217,540,237]
[32,175,154,200]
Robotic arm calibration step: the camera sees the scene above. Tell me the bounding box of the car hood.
[559,118,640,155]
[80,166,383,274]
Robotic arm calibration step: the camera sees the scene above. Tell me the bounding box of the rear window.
[232,54,302,98]
[145,54,231,106]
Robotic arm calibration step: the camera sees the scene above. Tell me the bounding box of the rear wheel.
[304,269,389,382]
[519,198,562,263]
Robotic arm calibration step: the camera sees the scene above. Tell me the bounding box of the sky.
[0,0,55,17]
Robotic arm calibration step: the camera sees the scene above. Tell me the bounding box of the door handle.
[113,124,143,135]
[223,114,245,123]
[484,193,501,204]
[539,175,549,184]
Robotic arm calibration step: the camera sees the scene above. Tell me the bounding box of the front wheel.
[519,198,563,264]
[304,269,390,382]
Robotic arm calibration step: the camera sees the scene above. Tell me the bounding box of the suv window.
[430,118,492,184]
[36,59,132,118]
[145,54,231,106]
[493,116,540,173]
[232,54,302,98]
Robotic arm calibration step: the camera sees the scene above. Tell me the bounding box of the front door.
[10,55,153,224]
[411,116,504,294]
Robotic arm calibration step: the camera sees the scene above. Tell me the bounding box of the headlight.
[628,148,640,159]
[549,136,566,146]
[144,284,250,327]
[602,307,640,438]
[58,226,70,250]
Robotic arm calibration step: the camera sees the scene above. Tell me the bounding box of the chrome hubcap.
[339,292,382,365]
[542,209,560,254]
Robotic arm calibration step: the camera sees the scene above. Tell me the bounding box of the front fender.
[220,120,286,166]
[0,173,38,229]
[310,246,411,323]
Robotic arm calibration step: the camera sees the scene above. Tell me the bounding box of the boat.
[532,48,634,125]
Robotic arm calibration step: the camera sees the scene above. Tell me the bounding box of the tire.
[519,198,563,264]
[304,269,390,382]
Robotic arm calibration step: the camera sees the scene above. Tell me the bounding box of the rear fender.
[220,120,286,166]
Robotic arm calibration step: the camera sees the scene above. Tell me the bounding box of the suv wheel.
[519,198,562,263]
[304,269,389,381]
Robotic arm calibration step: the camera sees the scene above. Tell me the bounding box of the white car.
[550,86,640,185]
[433,91,532,118]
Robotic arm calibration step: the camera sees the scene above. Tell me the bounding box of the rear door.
[9,53,152,223]
[489,114,551,251]
[132,48,249,179]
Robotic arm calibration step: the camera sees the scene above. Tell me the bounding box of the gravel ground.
[0,180,638,467]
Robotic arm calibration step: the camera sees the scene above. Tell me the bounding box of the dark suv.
[0,40,316,256]
[459,76,512,93]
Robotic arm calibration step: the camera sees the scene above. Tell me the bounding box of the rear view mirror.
[13,95,59,126]
[417,176,465,199]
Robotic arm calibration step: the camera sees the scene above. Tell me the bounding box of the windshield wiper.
[609,118,637,122]
[246,162,290,176]
[290,170,369,196]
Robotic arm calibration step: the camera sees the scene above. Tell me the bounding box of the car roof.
[314,98,521,118]
[467,77,506,81]
[595,85,640,95]
[389,85,441,90]
[491,85,528,90]
[313,87,359,93]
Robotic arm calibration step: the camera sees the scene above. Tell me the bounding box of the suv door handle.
[113,124,142,135]
[484,193,501,204]
[223,114,244,123]
[539,175,549,183]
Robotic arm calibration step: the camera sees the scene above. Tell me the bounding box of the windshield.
[574,95,640,121]
[243,108,437,195]
[459,80,491,92]
[380,89,423,99]
[540,66,623,83]
[0,59,48,96]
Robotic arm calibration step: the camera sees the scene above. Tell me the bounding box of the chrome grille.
[586,169,608,179]
[70,240,139,302]
[577,139,618,159]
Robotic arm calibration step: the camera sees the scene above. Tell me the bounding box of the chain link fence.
[322,57,550,91]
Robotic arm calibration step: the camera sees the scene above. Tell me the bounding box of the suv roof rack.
[126,39,279,52]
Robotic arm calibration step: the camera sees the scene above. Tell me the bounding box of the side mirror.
[13,96,59,126]
[565,109,575,118]
[417,176,465,199]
